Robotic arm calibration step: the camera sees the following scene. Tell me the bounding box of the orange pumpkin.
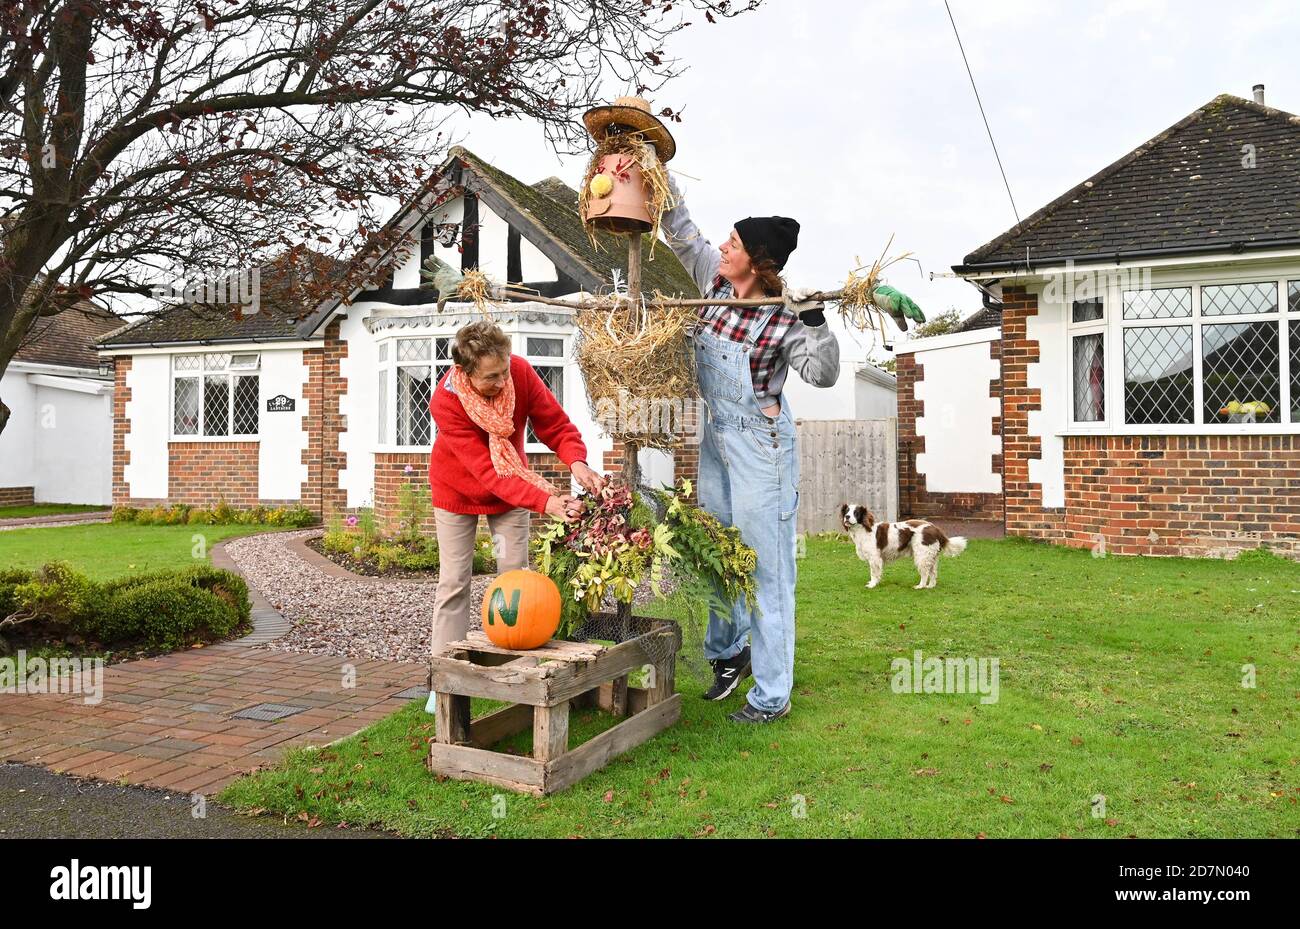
[480,569,562,650]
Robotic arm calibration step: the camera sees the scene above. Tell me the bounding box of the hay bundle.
[574,295,697,451]
[578,131,674,257]
[836,234,912,332]
[455,269,496,318]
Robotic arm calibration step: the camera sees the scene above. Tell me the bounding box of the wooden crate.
[427,613,682,796]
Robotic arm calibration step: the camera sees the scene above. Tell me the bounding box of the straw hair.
[574,295,697,451]
[836,234,912,333]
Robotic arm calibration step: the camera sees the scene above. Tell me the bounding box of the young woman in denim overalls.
[662,174,841,723]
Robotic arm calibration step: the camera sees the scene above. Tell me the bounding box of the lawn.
[219,536,1300,838]
[0,522,275,580]
[0,503,110,519]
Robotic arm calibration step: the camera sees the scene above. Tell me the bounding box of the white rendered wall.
[257,349,309,500]
[387,197,558,290]
[338,308,378,509]
[911,334,1001,495]
[1025,287,1066,508]
[30,381,113,504]
[0,370,36,488]
[123,354,171,499]
[855,377,899,420]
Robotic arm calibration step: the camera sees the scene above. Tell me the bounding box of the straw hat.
[582,97,676,163]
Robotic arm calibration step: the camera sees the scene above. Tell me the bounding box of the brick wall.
[895,341,1004,522]
[300,319,347,519]
[1000,287,1066,541]
[111,356,131,506]
[1061,435,1300,558]
[167,440,263,507]
[0,487,35,507]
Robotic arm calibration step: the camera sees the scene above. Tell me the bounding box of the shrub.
[111,506,138,523]
[12,562,105,629]
[100,580,240,651]
[0,567,35,619]
[372,543,408,573]
[0,562,251,653]
[209,498,235,524]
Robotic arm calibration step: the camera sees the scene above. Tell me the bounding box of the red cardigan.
[428,354,587,515]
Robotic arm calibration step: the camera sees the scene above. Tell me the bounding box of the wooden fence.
[795,418,898,536]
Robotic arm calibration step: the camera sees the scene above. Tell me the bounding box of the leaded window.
[172,352,259,437]
[1124,327,1194,425]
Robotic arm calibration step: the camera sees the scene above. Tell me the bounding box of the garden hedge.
[0,561,251,653]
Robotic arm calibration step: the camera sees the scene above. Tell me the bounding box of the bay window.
[375,331,568,449]
[524,336,565,447]
[1064,277,1300,429]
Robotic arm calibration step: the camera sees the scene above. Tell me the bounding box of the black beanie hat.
[734,215,800,271]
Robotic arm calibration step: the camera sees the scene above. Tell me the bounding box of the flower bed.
[112,500,316,527]
[314,500,497,578]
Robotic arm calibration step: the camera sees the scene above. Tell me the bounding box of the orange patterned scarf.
[450,361,559,497]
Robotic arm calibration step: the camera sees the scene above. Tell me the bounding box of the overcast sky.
[446,0,1297,361]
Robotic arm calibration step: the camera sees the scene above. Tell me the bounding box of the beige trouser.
[430,506,532,655]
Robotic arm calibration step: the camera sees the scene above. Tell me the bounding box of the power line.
[944,0,1023,232]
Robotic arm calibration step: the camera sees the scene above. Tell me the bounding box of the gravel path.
[224,529,678,662]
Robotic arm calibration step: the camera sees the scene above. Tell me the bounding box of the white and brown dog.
[840,505,968,590]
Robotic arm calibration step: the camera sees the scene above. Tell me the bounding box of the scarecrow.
[573,97,926,723]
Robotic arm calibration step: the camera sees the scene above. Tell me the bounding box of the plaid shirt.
[697,275,798,401]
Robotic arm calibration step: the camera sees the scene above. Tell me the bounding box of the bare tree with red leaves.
[0,0,762,434]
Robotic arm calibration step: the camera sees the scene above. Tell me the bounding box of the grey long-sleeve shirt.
[661,173,841,401]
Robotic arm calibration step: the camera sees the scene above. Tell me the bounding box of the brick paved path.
[0,533,426,796]
[0,644,425,795]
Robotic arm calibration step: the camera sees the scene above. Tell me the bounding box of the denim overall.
[691,310,800,713]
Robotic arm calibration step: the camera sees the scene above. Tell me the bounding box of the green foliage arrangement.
[532,478,757,639]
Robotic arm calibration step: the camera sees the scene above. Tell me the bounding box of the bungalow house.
[96,146,704,530]
[0,276,121,507]
[900,89,1300,559]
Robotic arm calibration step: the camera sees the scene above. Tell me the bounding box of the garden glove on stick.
[872,284,926,324]
[784,286,827,327]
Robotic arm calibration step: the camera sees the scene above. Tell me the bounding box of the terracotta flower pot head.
[580,97,675,235]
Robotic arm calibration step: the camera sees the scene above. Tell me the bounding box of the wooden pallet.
[427,613,682,796]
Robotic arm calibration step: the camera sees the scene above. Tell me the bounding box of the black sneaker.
[728,701,791,724]
[703,647,751,701]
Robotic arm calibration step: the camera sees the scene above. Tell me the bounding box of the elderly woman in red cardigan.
[427,320,606,653]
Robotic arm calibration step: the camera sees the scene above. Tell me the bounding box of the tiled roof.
[13,274,121,369]
[954,304,1002,333]
[98,248,349,347]
[957,95,1300,271]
